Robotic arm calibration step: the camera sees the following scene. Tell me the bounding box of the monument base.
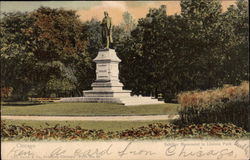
[58,49,164,106]
[58,96,164,106]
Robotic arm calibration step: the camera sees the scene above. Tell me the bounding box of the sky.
[1,1,237,25]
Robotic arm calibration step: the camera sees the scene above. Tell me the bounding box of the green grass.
[1,102,179,116]
[2,119,171,132]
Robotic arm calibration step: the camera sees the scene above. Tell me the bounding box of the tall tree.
[1,7,93,99]
[220,0,249,84]
[0,12,37,100]
[180,0,224,89]
[117,5,170,97]
[30,7,92,96]
[118,1,248,101]
[120,11,137,35]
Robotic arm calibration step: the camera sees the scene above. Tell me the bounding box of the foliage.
[119,11,137,37]
[0,12,37,100]
[176,82,249,131]
[177,101,249,131]
[178,81,249,107]
[85,18,102,58]
[30,7,92,96]
[0,7,92,99]
[1,121,246,141]
[117,5,170,97]
[179,0,224,90]
[1,0,248,101]
[117,0,249,101]
[220,0,249,84]
[175,0,248,92]
[0,87,13,98]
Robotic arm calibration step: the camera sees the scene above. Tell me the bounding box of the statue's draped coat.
[101,16,113,48]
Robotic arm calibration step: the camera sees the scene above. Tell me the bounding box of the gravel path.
[1,115,179,121]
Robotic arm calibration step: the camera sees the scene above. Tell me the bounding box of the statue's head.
[104,11,108,17]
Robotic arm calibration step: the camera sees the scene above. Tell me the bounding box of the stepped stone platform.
[59,96,164,106]
[59,49,164,106]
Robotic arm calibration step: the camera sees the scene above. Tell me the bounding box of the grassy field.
[2,119,171,132]
[1,102,179,116]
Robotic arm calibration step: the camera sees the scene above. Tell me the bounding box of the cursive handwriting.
[118,141,156,158]
[48,146,67,158]
[5,141,248,160]
[47,144,113,159]
[165,144,234,159]
[7,146,35,159]
[74,144,112,158]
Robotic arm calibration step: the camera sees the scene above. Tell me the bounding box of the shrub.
[177,81,249,131]
[1,122,246,141]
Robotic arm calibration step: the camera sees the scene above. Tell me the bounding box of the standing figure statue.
[101,11,113,49]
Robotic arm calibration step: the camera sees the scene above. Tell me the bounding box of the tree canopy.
[1,0,248,101]
[1,7,92,99]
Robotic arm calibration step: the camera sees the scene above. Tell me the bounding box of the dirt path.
[1,115,179,121]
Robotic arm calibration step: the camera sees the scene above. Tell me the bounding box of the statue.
[101,11,113,49]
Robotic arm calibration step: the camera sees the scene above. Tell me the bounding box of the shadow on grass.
[1,101,51,107]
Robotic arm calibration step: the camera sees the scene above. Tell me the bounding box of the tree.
[120,11,137,35]
[179,0,224,89]
[85,18,102,59]
[0,12,37,100]
[1,2,248,102]
[179,0,248,89]
[117,5,170,97]
[220,0,249,84]
[30,7,93,97]
[117,1,248,102]
[1,7,93,99]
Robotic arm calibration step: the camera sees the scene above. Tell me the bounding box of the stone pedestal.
[83,49,131,98]
[59,49,164,106]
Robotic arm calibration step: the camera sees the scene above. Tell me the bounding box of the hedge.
[177,81,249,131]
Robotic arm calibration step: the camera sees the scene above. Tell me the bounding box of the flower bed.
[1,121,246,141]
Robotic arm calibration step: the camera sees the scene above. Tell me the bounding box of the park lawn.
[2,119,171,132]
[1,102,179,116]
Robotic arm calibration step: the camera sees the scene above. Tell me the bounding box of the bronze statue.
[101,11,113,49]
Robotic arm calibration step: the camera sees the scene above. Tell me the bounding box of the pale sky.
[1,1,237,25]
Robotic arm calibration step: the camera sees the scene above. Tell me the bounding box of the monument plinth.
[83,49,131,98]
[59,49,164,106]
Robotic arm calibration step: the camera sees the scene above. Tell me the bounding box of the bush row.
[177,81,248,107]
[1,121,246,141]
[177,82,249,131]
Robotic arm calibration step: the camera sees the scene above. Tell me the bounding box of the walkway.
[1,115,179,121]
